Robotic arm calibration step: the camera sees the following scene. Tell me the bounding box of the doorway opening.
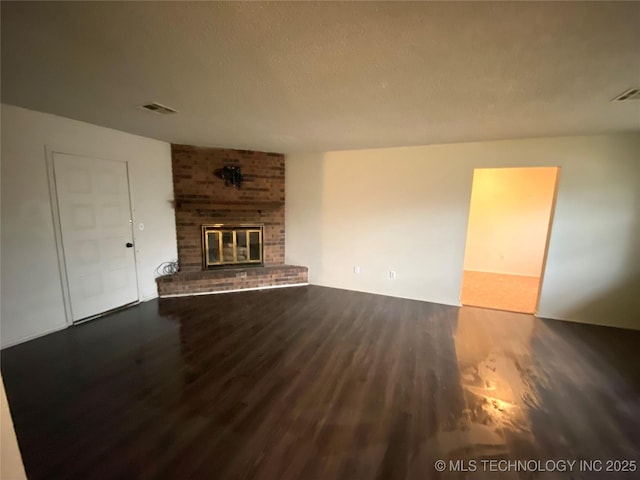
[460,167,559,314]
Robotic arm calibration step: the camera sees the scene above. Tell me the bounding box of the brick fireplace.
[155,144,307,297]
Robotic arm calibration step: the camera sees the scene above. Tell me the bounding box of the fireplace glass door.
[203,225,263,268]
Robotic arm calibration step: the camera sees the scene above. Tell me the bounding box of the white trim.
[72,301,139,325]
[123,161,142,302]
[0,324,68,350]
[160,282,309,298]
[44,146,74,326]
[45,146,141,324]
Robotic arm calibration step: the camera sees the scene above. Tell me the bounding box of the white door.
[53,153,138,322]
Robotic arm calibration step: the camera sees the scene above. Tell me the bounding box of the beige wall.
[285,134,640,330]
[1,104,177,348]
[463,167,558,277]
[1,375,27,480]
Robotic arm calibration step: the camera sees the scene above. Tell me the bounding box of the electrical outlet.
[354,265,361,274]
[389,270,397,279]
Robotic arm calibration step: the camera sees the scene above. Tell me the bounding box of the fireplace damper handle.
[126,242,134,248]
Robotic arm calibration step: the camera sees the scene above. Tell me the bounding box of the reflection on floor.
[428,308,537,462]
[2,286,639,479]
[461,270,540,314]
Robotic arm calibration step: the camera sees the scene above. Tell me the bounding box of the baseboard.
[464,269,540,279]
[308,282,461,308]
[0,323,68,350]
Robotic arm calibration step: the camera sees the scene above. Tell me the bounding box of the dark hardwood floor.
[2,286,639,479]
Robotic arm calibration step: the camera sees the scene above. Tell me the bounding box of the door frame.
[459,166,561,315]
[45,145,141,326]
[534,168,561,314]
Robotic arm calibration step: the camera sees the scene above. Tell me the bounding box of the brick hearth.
[155,144,307,297]
[156,265,308,297]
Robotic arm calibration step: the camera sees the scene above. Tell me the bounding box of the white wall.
[286,134,640,330]
[463,167,558,277]
[1,104,177,348]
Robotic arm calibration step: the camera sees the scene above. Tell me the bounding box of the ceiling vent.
[140,102,178,114]
[611,88,640,102]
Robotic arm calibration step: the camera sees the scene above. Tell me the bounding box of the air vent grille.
[140,102,178,114]
[612,88,640,102]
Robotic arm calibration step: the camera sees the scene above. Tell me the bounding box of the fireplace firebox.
[202,224,263,269]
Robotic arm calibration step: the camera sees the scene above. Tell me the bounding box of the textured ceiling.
[2,1,639,152]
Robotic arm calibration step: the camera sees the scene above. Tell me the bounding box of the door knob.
[126,242,134,248]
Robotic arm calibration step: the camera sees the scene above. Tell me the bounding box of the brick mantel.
[158,144,307,297]
[171,144,286,272]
